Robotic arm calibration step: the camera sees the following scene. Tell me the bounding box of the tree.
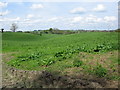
[49,28,53,32]
[10,23,18,32]
[53,28,59,30]
[1,28,4,33]
[39,32,42,36]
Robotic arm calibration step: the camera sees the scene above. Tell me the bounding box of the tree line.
[1,23,119,33]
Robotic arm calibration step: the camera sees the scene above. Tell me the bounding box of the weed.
[73,59,83,67]
[93,64,107,77]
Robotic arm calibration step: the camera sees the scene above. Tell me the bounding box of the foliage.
[1,28,4,33]
[2,32,119,69]
[73,59,83,67]
[93,64,107,77]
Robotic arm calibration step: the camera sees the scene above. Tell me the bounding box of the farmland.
[2,31,120,88]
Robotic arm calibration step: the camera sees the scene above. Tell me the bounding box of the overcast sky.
[0,1,118,31]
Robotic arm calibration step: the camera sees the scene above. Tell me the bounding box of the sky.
[0,0,119,31]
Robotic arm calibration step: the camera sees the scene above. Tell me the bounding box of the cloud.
[24,14,43,24]
[22,18,42,24]
[93,4,106,12]
[0,2,8,8]
[16,2,24,5]
[0,17,20,22]
[14,17,21,21]
[23,18,30,22]
[103,16,117,22]
[71,15,116,24]
[71,15,103,24]
[72,16,83,23]
[85,15,117,23]
[47,17,65,23]
[27,14,34,18]
[29,19,42,23]
[85,14,103,23]
[70,7,86,14]
[30,4,43,9]
[47,17,58,22]
[0,10,10,16]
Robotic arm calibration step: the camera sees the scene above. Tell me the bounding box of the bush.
[73,59,83,67]
[93,64,107,77]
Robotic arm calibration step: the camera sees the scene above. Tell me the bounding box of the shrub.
[39,32,42,36]
[93,64,107,77]
[73,59,83,67]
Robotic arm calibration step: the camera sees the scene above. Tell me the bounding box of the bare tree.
[10,23,18,32]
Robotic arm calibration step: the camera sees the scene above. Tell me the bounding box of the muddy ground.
[2,63,119,89]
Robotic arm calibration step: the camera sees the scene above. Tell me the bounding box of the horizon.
[3,29,118,32]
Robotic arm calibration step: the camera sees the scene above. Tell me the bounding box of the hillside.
[2,32,119,88]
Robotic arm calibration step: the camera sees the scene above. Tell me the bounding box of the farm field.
[2,32,120,88]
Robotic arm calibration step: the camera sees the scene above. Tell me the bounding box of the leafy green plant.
[18,52,42,61]
[41,57,55,66]
[93,64,107,77]
[118,59,120,65]
[73,59,83,67]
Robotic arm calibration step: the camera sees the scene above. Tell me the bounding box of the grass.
[2,32,119,80]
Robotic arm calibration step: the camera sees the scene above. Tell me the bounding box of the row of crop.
[8,42,119,67]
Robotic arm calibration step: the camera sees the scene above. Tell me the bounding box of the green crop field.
[2,32,120,80]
